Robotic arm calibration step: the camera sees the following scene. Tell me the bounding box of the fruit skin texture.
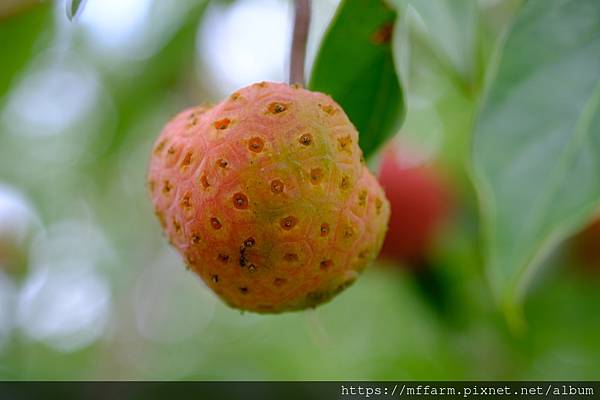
[377,145,451,266]
[147,82,390,313]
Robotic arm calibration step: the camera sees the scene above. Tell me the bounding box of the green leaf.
[472,0,600,324]
[66,0,87,21]
[0,3,53,97]
[309,0,405,160]
[389,0,478,83]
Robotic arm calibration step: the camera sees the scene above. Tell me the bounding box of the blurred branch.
[289,0,311,86]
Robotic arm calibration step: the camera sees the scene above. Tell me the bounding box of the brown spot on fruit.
[239,287,249,294]
[180,194,192,211]
[162,180,173,194]
[280,216,298,230]
[358,249,370,259]
[270,179,284,193]
[284,253,299,262]
[248,137,264,153]
[217,159,228,168]
[172,219,182,234]
[233,193,249,209]
[200,175,210,189]
[343,226,355,239]
[211,274,219,283]
[319,104,336,115]
[320,223,330,237]
[310,168,323,184]
[299,133,312,146]
[185,117,198,129]
[154,140,166,155]
[337,135,352,153]
[358,190,368,206]
[217,253,229,263]
[188,107,207,121]
[210,217,222,230]
[148,180,156,192]
[267,102,287,114]
[214,118,231,130]
[248,264,257,272]
[238,237,255,267]
[340,175,351,190]
[320,259,333,270]
[230,92,240,101]
[167,145,176,155]
[274,278,287,286]
[191,234,201,244]
[181,152,193,170]
[375,197,383,215]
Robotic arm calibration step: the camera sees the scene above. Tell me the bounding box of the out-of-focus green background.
[0,0,599,380]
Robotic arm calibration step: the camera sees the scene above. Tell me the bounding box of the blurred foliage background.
[0,0,599,380]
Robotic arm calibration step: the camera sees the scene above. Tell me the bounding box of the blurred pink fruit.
[377,144,452,266]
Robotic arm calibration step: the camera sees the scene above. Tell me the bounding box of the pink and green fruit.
[377,145,451,266]
[147,82,390,313]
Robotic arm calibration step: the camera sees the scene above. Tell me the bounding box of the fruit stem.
[289,0,311,86]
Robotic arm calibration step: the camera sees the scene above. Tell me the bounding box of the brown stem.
[289,0,311,86]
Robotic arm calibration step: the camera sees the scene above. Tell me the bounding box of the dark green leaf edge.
[308,0,405,161]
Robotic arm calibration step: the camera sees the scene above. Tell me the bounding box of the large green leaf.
[309,0,405,160]
[472,0,600,324]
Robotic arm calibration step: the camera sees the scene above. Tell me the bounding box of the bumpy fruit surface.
[378,145,451,266]
[147,82,390,313]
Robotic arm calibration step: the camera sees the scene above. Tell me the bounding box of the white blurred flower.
[17,221,114,352]
[0,184,40,267]
[198,0,290,96]
[17,263,111,352]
